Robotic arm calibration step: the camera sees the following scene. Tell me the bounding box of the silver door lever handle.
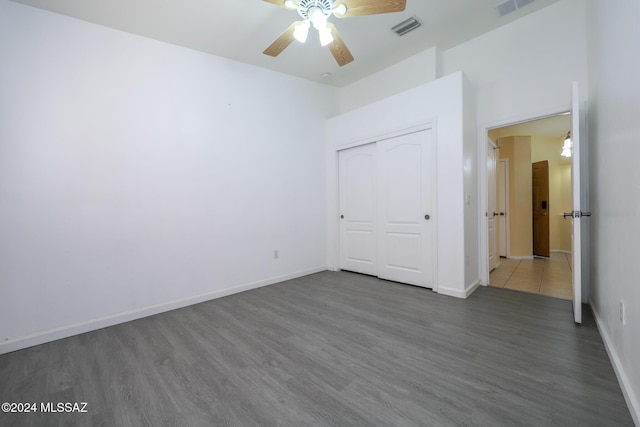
[564,211,592,218]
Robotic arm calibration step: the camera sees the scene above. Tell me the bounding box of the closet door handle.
[424,214,430,220]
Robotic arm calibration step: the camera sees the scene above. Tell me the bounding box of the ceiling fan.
[262,0,407,67]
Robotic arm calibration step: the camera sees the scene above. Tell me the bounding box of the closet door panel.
[377,130,435,288]
[338,143,377,275]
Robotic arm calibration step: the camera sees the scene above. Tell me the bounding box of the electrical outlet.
[274,250,279,259]
[620,300,626,325]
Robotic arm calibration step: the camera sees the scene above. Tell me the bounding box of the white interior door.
[339,143,377,275]
[497,159,508,257]
[377,130,435,288]
[488,139,498,272]
[570,81,583,324]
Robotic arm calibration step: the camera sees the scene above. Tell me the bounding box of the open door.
[568,81,586,324]
[488,139,498,271]
[497,159,508,257]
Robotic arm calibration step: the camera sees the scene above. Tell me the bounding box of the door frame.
[478,108,573,287]
[328,120,438,293]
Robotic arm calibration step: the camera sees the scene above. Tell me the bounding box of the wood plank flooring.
[0,271,634,426]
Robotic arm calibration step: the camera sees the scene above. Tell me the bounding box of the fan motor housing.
[297,0,333,20]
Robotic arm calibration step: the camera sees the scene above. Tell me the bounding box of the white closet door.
[377,130,435,288]
[338,143,377,275]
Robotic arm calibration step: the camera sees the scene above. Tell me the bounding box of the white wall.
[0,0,338,353]
[327,72,477,297]
[443,0,588,126]
[338,0,588,123]
[586,1,640,424]
[462,76,479,288]
[338,47,441,114]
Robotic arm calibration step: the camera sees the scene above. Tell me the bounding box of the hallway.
[489,252,573,299]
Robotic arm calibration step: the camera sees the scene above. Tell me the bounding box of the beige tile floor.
[489,252,573,300]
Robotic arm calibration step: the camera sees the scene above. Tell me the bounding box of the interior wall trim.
[439,280,480,299]
[0,266,327,355]
[334,119,436,152]
[590,299,640,426]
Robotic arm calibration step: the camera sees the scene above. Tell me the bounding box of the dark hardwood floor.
[0,271,634,426]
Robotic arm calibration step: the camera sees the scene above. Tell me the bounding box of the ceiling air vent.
[391,16,422,36]
[495,0,535,17]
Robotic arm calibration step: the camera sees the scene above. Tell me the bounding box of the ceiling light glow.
[294,20,310,43]
[319,26,333,46]
[561,132,572,157]
[333,4,347,15]
[309,7,328,30]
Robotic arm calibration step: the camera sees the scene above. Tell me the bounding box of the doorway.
[486,114,573,299]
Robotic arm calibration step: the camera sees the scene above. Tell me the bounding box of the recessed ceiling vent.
[495,0,535,17]
[391,16,422,36]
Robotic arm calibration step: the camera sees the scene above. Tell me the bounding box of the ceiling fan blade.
[327,23,354,67]
[262,0,298,9]
[263,22,301,57]
[333,0,406,17]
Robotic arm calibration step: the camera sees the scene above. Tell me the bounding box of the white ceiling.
[11,0,561,87]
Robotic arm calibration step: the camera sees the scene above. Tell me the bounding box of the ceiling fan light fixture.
[319,26,334,46]
[561,131,572,157]
[309,6,328,30]
[262,0,407,67]
[333,3,347,16]
[293,20,310,43]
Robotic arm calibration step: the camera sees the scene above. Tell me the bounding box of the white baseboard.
[590,299,640,426]
[0,266,327,355]
[438,280,480,299]
[551,249,571,254]
[508,256,534,260]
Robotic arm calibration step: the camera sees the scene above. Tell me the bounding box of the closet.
[338,129,435,288]
[328,71,478,298]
